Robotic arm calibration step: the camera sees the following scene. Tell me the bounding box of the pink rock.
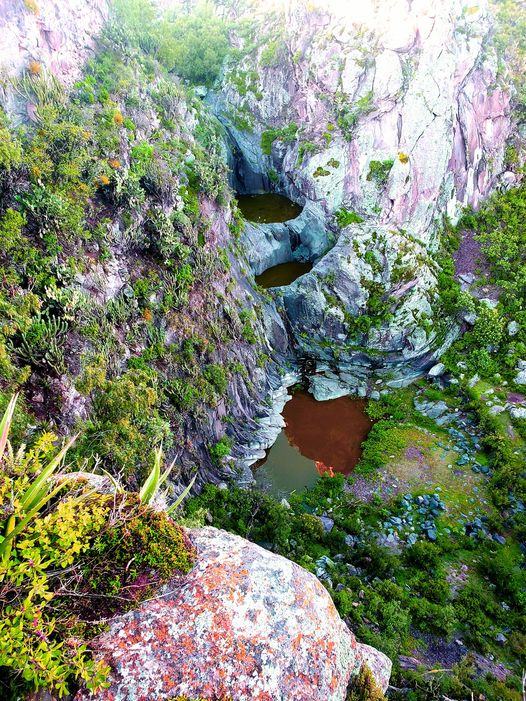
[26,101,39,122]
[76,528,391,701]
[44,29,62,52]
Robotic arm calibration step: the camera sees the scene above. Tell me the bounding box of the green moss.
[347,665,386,701]
[313,166,330,177]
[367,159,394,187]
[261,123,298,155]
[336,208,364,227]
[209,436,232,465]
[336,91,374,141]
[85,496,195,609]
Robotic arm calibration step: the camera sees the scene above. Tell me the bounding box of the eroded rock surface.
[0,0,109,119]
[76,527,391,701]
[214,0,513,392]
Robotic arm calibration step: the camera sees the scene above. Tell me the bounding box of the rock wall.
[214,0,513,397]
[0,0,109,119]
[76,527,392,701]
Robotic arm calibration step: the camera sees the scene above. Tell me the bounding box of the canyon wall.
[215,0,513,398]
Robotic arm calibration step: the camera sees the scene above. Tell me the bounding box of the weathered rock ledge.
[76,527,391,701]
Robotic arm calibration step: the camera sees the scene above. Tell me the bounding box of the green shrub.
[336,208,364,227]
[347,665,386,701]
[76,369,170,481]
[13,314,68,375]
[83,496,195,614]
[261,123,298,155]
[367,159,394,187]
[209,436,232,465]
[0,127,22,174]
[157,7,229,85]
[204,363,228,395]
[336,92,374,140]
[0,208,26,254]
[472,305,505,348]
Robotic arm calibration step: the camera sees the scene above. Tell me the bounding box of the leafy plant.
[0,395,77,564]
[261,123,298,155]
[347,665,386,701]
[13,314,68,375]
[336,208,364,227]
[0,396,109,696]
[367,159,394,187]
[209,436,232,465]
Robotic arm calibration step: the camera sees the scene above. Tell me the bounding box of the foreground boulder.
[77,527,391,700]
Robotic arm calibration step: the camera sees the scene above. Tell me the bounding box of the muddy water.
[255,261,313,288]
[255,391,372,498]
[237,193,302,223]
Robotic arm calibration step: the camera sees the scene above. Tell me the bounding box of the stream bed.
[255,391,372,499]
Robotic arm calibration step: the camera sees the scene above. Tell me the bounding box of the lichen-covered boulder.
[76,527,391,701]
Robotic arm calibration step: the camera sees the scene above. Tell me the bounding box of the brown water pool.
[255,391,372,498]
[255,261,313,288]
[237,193,302,224]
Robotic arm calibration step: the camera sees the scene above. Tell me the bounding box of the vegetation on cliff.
[0,395,195,698]
[0,0,266,491]
[1,0,526,699]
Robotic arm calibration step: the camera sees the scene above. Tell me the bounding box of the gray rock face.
[428,363,446,377]
[241,200,329,275]
[214,0,512,388]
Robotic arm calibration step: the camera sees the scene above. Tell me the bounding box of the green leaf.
[167,473,197,515]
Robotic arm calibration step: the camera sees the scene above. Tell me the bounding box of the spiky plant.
[139,444,196,513]
[13,313,68,374]
[0,394,76,564]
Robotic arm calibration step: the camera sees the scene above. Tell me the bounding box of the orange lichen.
[28,60,42,76]
[75,529,376,701]
[398,152,409,164]
[142,308,153,322]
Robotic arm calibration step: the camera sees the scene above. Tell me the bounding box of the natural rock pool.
[255,261,313,288]
[255,391,372,498]
[236,193,302,223]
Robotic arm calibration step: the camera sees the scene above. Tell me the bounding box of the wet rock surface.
[76,527,392,701]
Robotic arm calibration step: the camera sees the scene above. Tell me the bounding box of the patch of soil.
[454,229,486,278]
[454,229,500,301]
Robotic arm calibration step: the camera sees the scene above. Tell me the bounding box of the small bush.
[209,436,232,465]
[347,665,386,701]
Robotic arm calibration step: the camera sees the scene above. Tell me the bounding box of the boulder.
[76,528,391,701]
[428,362,446,377]
[509,406,526,420]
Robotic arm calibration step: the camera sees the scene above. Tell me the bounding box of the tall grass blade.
[0,394,18,464]
[167,474,197,515]
[139,446,162,505]
[20,434,77,513]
